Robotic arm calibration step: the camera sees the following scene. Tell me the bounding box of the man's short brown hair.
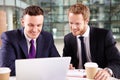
[22,5,44,17]
[68,3,90,21]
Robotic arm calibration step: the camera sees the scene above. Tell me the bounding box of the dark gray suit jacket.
[63,27,120,78]
[0,28,60,76]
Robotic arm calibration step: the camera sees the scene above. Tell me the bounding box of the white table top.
[10,76,87,80]
[10,76,118,80]
[9,69,119,80]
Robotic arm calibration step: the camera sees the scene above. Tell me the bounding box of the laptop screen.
[15,57,71,80]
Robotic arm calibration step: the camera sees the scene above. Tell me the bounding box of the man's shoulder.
[41,30,52,36]
[91,27,110,32]
[2,28,22,35]
[64,33,76,41]
[90,27,111,34]
[40,30,53,40]
[1,28,23,40]
[41,30,51,34]
[65,33,73,37]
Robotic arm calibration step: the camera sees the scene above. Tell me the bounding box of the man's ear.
[20,18,24,27]
[86,18,89,24]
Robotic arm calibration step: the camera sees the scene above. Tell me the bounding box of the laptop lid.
[15,57,71,80]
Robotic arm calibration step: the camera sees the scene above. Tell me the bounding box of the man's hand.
[69,64,75,70]
[94,68,111,80]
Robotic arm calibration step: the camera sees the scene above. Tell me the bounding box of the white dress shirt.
[24,32,36,54]
[77,25,92,69]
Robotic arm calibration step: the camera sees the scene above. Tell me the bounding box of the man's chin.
[30,35,38,39]
[72,33,78,36]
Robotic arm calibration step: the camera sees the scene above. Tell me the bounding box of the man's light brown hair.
[68,3,90,21]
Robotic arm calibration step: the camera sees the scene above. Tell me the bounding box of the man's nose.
[72,24,77,28]
[32,27,37,32]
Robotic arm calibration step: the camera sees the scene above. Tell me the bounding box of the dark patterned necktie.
[79,36,87,68]
[29,39,36,58]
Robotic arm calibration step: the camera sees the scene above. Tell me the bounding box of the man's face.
[21,14,44,39]
[68,13,89,36]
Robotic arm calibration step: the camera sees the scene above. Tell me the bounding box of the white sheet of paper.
[67,69,86,77]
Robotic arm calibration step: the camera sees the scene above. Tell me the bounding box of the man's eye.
[76,23,80,26]
[37,25,41,27]
[28,24,34,27]
[76,23,81,26]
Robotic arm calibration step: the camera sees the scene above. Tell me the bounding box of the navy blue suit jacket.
[0,28,60,76]
[63,27,120,78]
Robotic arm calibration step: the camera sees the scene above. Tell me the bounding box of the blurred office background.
[0,0,120,56]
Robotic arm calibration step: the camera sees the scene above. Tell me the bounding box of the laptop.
[15,57,71,80]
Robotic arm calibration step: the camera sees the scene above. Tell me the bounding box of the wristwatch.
[104,68,113,76]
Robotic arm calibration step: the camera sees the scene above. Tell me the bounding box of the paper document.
[67,69,86,78]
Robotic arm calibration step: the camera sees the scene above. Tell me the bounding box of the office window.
[0,0,120,40]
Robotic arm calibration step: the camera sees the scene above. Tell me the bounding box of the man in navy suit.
[63,3,120,79]
[0,5,60,76]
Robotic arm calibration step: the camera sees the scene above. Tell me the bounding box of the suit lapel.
[19,28,28,58]
[36,34,43,58]
[70,34,78,60]
[90,27,96,62]
[73,35,77,57]
[19,38,28,58]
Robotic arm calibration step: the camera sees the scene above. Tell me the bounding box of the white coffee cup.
[84,62,98,80]
[0,67,11,80]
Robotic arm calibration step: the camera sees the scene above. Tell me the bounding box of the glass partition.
[0,0,120,42]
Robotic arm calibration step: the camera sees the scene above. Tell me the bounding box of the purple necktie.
[29,39,36,58]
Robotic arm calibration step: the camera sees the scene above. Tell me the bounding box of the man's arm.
[48,33,60,57]
[0,32,16,76]
[104,30,120,78]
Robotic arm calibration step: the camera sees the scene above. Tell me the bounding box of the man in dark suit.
[63,3,120,79]
[0,5,60,76]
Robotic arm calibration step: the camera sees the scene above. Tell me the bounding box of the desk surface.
[10,76,118,80]
[10,77,87,80]
[9,69,119,80]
